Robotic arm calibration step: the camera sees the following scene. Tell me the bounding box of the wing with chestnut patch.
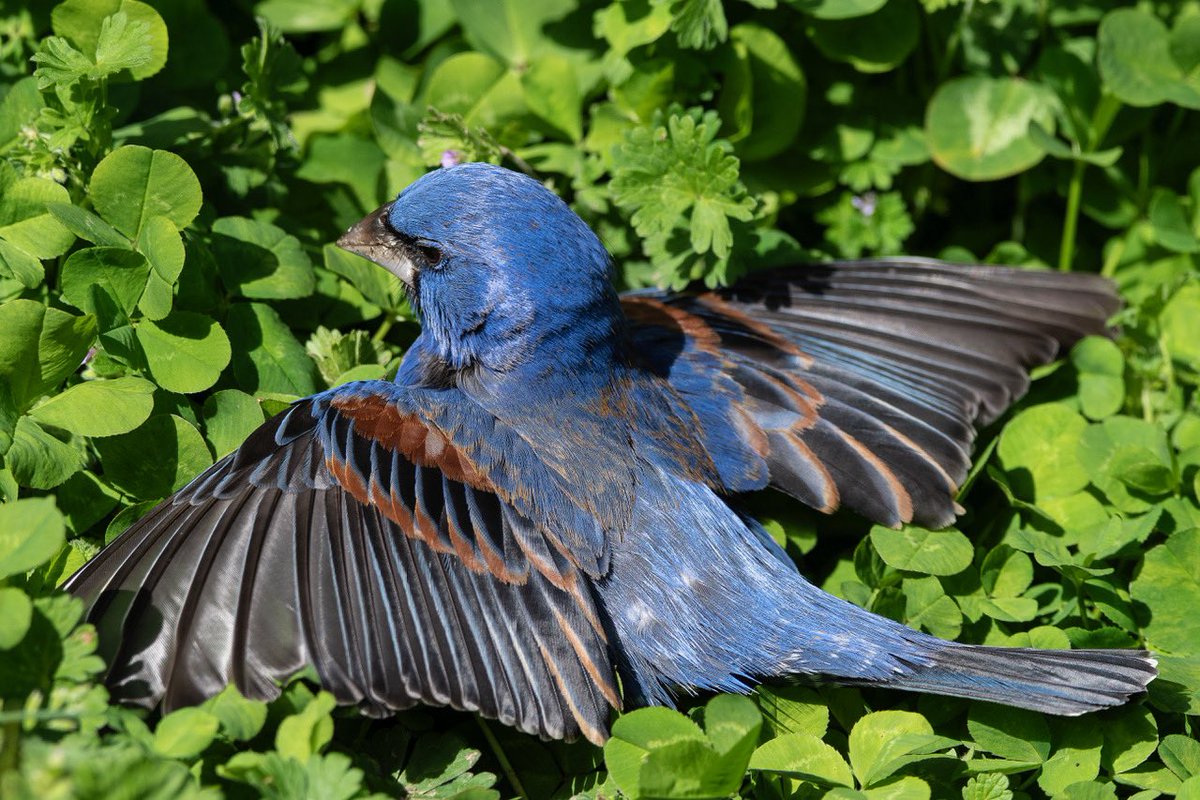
[624,258,1120,529]
[65,382,619,744]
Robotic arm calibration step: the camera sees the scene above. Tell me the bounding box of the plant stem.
[0,700,20,777]
[1058,161,1086,272]
[1057,94,1122,272]
[937,0,975,83]
[371,315,394,343]
[475,717,528,800]
[1101,236,1125,278]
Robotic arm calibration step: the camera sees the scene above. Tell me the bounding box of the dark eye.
[417,243,443,265]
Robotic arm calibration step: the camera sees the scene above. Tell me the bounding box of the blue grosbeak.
[66,163,1155,745]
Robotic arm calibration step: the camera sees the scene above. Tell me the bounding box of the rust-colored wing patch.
[330,393,492,489]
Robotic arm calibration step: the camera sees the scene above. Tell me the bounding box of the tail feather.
[854,643,1157,715]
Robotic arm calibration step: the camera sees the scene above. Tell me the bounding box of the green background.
[0,0,1199,797]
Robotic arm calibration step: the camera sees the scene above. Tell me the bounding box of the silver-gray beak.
[336,202,416,287]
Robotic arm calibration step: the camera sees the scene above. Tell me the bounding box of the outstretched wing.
[66,382,619,744]
[625,258,1120,528]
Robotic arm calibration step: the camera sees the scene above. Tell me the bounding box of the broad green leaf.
[1161,284,1200,371]
[751,733,854,787]
[1113,763,1184,795]
[422,51,527,129]
[60,246,151,320]
[397,733,484,792]
[634,738,729,798]
[848,710,933,787]
[0,176,76,258]
[1072,337,1125,420]
[202,389,264,458]
[0,78,43,148]
[980,546,1033,598]
[1160,734,1200,780]
[450,0,597,85]
[606,696,759,798]
[755,685,829,738]
[136,215,186,320]
[606,707,707,796]
[295,134,386,212]
[522,55,583,141]
[0,300,47,410]
[595,0,672,82]
[1131,529,1200,657]
[136,312,231,395]
[962,773,1013,800]
[211,216,316,300]
[0,240,43,289]
[788,0,888,20]
[967,704,1050,763]
[51,0,169,79]
[729,24,806,162]
[1098,8,1200,109]
[903,575,962,639]
[979,596,1039,623]
[1148,189,1200,253]
[1101,705,1159,775]
[153,707,220,759]
[90,145,203,238]
[46,201,128,247]
[28,376,155,437]
[275,691,337,762]
[203,685,269,742]
[0,587,33,648]
[105,500,157,544]
[926,76,1055,181]
[254,0,358,32]
[0,601,61,700]
[57,470,120,535]
[0,497,66,579]
[807,0,919,74]
[855,776,931,800]
[1061,781,1118,800]
[870,524,973,576]
[997,403,1090,501]
[35,308,99,406]
[226,302,319,396]
[1038,722,1103,796]
[701,693,762,768]
[7,417,86,490]
[1080,417,1177,500]
[93,414,213,499]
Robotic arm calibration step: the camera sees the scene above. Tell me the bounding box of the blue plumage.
[66,163,1155,744]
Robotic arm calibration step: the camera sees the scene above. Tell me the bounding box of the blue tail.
[855,642,1157,715]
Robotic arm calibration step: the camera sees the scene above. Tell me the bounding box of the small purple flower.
[231,90,243,105]
[851,192,877,218]
[81,347,96,367]
[440,150,462,169]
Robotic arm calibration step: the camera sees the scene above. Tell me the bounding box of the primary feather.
[66,163,1154,745]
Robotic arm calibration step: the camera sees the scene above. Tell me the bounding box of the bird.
[66,162,1156,746]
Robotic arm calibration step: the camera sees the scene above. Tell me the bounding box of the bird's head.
[338,163,621,376]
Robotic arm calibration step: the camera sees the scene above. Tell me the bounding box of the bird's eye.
[417,243,443,265]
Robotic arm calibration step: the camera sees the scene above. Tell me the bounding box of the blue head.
[338,163,623,379]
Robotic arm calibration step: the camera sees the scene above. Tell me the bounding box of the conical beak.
[336,202,416,287]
